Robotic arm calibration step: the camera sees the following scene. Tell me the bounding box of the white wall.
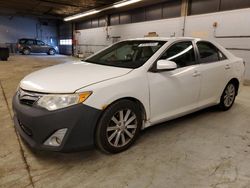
[76,8,250,81]
[185,9,250,81]
[76,17,184,55]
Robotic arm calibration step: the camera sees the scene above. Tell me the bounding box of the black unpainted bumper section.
[12,93,102,152]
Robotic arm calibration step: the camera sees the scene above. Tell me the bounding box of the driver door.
[147,41,201,124]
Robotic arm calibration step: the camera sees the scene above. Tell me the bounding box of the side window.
[26,40,34,45]
[159,41,196,68]
[37,40,45,45]
[197,41,227,63]
[19,39,26,44]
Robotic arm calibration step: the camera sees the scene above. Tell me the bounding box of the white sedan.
[13,37,245,153]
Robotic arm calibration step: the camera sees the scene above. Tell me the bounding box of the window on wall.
[131,8,145,23]
[145,4,162,21]
[60,39,72,46]
[75,0,250,30]
[163,0,181,18]
[99,17,106,27]
[110,14,120,25]
[189,0,250,15]
[76,20,91,30]
[188,0,220,15]
[120,12,131,24]
[220,0,250,11]
[92,19,99,28]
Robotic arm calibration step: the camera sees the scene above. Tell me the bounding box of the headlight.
[36,91,92,111]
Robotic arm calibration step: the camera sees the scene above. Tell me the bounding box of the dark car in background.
[0,47,9,61]
[17,38,57,55]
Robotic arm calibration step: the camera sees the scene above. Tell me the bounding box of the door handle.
[225,64,231,70]
[192,70,201,77]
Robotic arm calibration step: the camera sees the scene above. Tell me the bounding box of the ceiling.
[0,0,122,19]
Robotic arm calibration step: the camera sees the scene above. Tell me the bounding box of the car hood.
[20,61,132,93]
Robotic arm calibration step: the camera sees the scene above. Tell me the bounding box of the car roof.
[126,37,200,42]
[19,38,36,40]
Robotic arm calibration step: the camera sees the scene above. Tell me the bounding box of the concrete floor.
[1,55,250,188]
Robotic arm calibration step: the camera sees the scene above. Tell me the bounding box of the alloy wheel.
[106,109,138,148]
[223,83,236,107]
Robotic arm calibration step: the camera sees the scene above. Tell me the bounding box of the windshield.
[85,40,166,69]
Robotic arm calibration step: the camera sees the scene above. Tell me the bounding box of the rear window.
[197,41,227,63]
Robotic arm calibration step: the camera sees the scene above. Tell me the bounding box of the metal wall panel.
[189,0,220,15]
[163,0,181,18]
[76,20,92,30]
[220,0,250,11]
[59,23,72,55]
[146,4,162,21]
[98,17,106,27]
[110,14,120,25]
[131,8,145,23]
[120,12,131,24]
[75,0,250,30]
[92,19,99,28]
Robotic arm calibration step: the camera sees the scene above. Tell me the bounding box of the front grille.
[18,89,42,106]
[19,120,33,136]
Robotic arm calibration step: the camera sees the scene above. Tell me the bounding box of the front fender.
[76,70,150,120]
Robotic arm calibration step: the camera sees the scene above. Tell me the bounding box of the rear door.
[195,41,231,106]
[25,39,35,52]
[34,40,48,53]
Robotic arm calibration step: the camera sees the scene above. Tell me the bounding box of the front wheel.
[219,82,237,111]
[48,49,56,55]
[95,100,142,153]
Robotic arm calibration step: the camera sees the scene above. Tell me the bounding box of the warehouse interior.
[1,0,250,187]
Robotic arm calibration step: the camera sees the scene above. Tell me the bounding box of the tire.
[48,49,56,55]
[219,82,237,111]
[23,48,30,55]
[96,100,142,154]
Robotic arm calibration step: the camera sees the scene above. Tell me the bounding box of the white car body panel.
[20,61,132,93]
[78,68,151,121]
[147,64,201,124]
[19,37,245,129]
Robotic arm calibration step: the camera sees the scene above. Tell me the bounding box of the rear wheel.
[96,100,142,153]
[219,82,237,111]
[22,48,30,55]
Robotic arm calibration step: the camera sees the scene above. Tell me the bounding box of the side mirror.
[156,60,177,71]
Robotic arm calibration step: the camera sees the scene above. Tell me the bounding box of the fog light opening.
[50,136,61,146]
[44,128,68,147]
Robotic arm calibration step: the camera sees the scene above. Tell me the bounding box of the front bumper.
[12,93,102,152]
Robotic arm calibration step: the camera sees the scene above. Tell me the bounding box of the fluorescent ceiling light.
[64,10,100,22]
[63,0,143,21]
[114,0,142,8]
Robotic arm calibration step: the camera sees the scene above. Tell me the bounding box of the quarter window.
[159,41,196,68]
[197,41,227,63]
